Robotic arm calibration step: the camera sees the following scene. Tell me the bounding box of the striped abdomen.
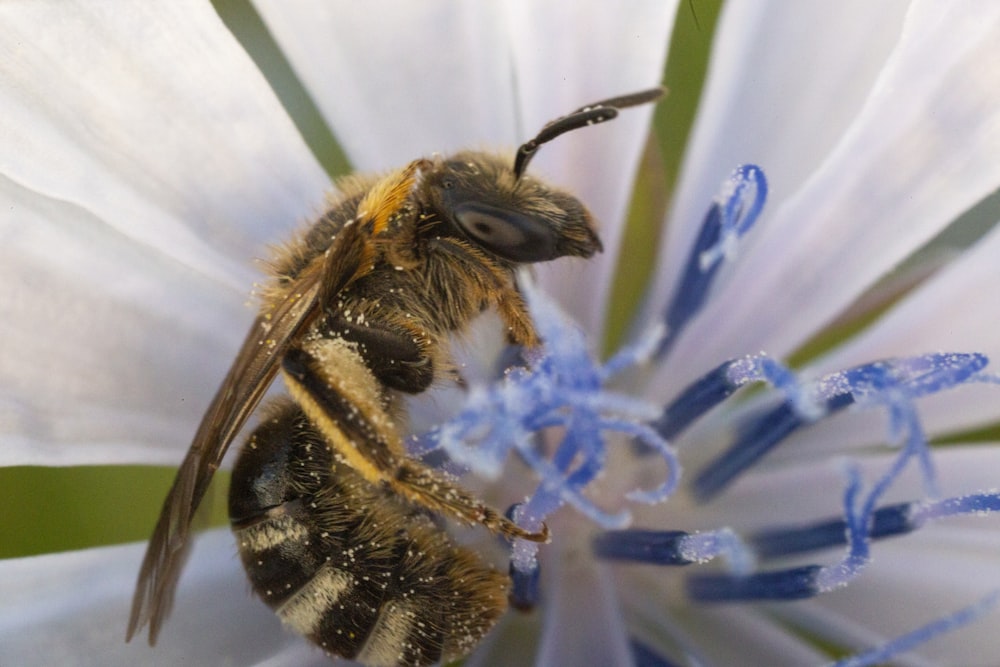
[229,400,508,667]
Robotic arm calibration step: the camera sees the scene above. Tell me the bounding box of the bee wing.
[127,219,372,644]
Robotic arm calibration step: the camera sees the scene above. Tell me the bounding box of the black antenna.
[513,87,665,180]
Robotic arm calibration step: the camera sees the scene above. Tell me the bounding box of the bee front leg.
[496,288,540,348]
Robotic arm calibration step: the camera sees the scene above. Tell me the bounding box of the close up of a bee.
[127,88,664,666]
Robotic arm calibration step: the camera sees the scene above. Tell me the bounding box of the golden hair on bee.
[127,87,663,666]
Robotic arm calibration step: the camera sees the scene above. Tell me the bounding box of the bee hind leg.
[393,459,549,543]
[283,334,547,544]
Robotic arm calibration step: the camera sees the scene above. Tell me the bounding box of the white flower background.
[2,1,1000,666]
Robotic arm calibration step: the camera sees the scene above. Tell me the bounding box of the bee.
[127,87,664,666]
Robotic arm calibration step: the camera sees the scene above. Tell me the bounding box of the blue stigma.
[657,164,767,359]
[419,273,678,573]
[692,352,988,501]
[831,591,1000,667]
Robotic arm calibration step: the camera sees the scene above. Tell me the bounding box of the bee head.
[424,153,601,263]
[424,87,665,265]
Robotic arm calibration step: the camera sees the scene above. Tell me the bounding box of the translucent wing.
[127,220,371,644]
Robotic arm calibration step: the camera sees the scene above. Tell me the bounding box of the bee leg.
[282,342,548,543]
[392,460,550,544]
[497,285,540,348]
[326,316,434,393]
[282,341,409,479]
[425,236,539,348]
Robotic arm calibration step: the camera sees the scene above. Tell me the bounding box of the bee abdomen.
[229,400,508,666]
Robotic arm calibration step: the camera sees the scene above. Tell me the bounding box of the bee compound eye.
[453,203,558,262]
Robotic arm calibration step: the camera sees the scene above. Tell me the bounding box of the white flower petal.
[0,1,328,465]
[816,535,1000,665]
[0,531,320,666]
[535,531,632,666]
[707,444,1000,531]
[652,0,910,316]
[810,222,1000,438]
[664,605,826,666]
[652,1,1000,392]
[255,0,520,169]
[769,601,938,667]
[643,0,909,351]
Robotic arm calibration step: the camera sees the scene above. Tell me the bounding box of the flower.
[3,2,1000,666]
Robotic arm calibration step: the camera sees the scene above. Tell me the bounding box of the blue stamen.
[630,638,683,667]
[650,360,741,441]
[420,275,674,575]
[678,529,756,574]
[752,489,1000,559]
[657,165,767,358]
[686,565,822,602]
[595,528,755,574]
[693,353,991,501]
[692,394,853,502]
[508,558,541,611]
[690,464,871,602]
[750,502,912,559]
[832,591,1000,667]
[846,352,988,401]
[593,530,695,565]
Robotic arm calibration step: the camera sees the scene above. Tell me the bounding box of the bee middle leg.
[326,316,434,393]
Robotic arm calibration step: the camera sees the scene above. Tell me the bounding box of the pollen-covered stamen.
[693,352,990,502]
[752,491,1000,559]
[688,428,1000,605]
[656,165,768,359]
[594,527,754,574]
[699,164,768,270]
[593,529,693,565]
[751,501,911,559]
[684,349,1000,606]
[648,359,745,441]
[692,393,853,502]
[686,463,871,602]
[508,557,540,611]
